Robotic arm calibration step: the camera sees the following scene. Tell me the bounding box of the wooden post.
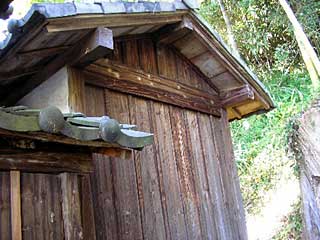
[10,170,22,240]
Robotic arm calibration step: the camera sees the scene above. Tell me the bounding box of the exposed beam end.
[154,17,193,45]
[74,27,114,68]
[220,85,255,108]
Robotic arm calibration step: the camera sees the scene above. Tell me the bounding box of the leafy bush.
[232,69,312,213]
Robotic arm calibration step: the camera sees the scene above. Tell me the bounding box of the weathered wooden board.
[198,114,230,240]
[169,106,202,239]
[80,175,96,240]
[137,38,158,74]
[0,171,11,240]
[0,148,93,173]
[21,173,64,240]
[104,90,143,240]
[151,101,188,239]
[85,84,106,117]
[129,96,166,239]
[60,173,83,240]
[184,110,217,239]
[90,154,119,239]
[85,61,221,116]
[211,110,247,239]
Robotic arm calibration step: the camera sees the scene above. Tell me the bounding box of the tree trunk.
[279,0,320,90]
[215,0,240,58]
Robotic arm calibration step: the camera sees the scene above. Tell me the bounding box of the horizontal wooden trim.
[0,148,93,173]
[46,12,187,32]
[84,60,221,116]
[0,128,115,148]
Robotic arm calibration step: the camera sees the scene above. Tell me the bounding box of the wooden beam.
[0,148,93,173]
[74,27,113,68]
[85,60,222,116]
[154,17,193,45]
[10,170,22,240]
[220,85,254,108]
[46,12,187,32]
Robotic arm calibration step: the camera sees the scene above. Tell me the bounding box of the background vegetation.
[200,0,319,238]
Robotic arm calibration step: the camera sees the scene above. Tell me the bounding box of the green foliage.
[272,199,303,239]
[200,0,318,215]
[199,0,320,70]
[232,69,312,213]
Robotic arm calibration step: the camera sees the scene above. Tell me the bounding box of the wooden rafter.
[0,27,113,106]
[46,12,187,32]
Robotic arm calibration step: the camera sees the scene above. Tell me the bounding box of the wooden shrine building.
[0,1,275,240]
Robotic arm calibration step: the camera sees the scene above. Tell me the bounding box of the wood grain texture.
[198,114,230,240]
[85,61,221,116]
[21,173,64,240]
[151,101,188,239]
[184,110,217,239]
[90,154,119,240]
[85,84,106,117]
[46,13,186,32]
[10,170,22,240]
[169,106,202,239]
[129,96,167,240]
[0,148,93,173]
[211,110,247,239]
[104,90,143,240]
[60,173,83,240]
[0,172,11,240]
[68,67,86,113]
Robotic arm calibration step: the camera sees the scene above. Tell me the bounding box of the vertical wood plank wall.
[84,37,247,240]
[0,37,247,239]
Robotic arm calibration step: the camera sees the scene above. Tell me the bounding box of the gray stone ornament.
[38,106,65,134]
[99,117,121,142]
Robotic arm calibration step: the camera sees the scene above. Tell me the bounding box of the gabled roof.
[0,1,274,120]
